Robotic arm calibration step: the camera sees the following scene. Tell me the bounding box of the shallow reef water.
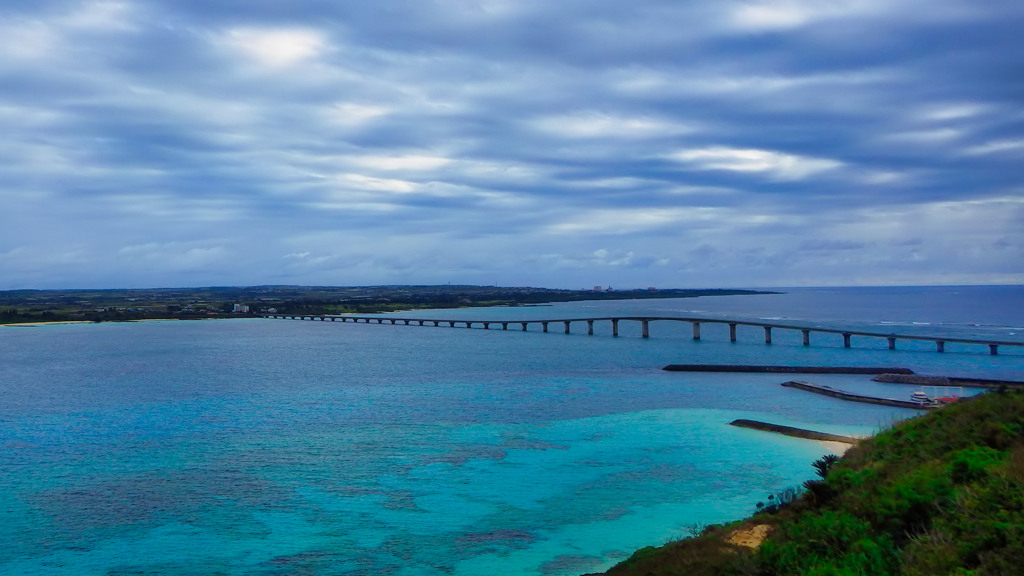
[1,286,1022,575]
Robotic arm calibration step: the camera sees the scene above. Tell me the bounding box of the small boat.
[911,390,930,402]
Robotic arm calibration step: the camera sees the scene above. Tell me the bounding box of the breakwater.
[729,419,859,444]
[781,380,934,410]
[873,373,1024,389]
[662,365,914,374]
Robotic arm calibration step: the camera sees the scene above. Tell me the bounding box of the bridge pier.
[265,315,1022,356]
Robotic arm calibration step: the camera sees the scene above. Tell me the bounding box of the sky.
[1,0,1022,290]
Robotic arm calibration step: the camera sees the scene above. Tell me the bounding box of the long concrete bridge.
[261,314,1024,356]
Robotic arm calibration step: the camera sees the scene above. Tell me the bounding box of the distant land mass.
[0,285,778,325]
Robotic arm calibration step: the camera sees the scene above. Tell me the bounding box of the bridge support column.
[331,317,335,321]
[449,322,455,327]
[564,321,571,334]
[990,344,999,355]
[802,330,810,346]
[404,320,410,325]
[692,322,701,340]
[521,322,528,331]
[642,320,650,338]
[937,341,944,352]
[502,323,508,330]
[376,319,383,324]
[389,319,396,324]
[465,322,473,328]
[542,322,549,333]
[587,320,594,335]
[887,337,896,350]
[763,326,772,344]
[843,333,851,347]
[729,323,737,342]
[418,321,424,326]
[433,321,440,327]
[483,323,490,329]
[612,319,619,337]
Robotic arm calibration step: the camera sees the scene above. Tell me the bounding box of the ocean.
[1,285,1022,576]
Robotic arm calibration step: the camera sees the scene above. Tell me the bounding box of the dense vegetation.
[594,388,1024,576]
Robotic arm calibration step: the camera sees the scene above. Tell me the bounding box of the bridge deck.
[261,314,1023,355]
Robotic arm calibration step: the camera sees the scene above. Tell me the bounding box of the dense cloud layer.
[1,0,1022,288]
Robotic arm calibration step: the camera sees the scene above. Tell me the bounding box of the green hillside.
[592,388,1024,576]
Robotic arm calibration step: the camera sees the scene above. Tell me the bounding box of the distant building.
[233,303,250,313]
[594,286,603,292]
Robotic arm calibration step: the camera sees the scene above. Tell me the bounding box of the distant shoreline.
[0,286,777,326]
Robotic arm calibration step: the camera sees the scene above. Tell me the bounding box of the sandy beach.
[1,320,96,327]
[818,440,856,455]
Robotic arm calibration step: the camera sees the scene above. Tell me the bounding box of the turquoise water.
[2,286,1022,575]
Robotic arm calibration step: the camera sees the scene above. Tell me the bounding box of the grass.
[589,389,1024,576]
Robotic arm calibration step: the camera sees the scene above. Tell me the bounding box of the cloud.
[219,27,329,68]
[668,147,842,181]
[0,0,1022,288]
[963,139,1024,156]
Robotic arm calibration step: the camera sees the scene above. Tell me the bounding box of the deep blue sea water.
[2,286,1022,576]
